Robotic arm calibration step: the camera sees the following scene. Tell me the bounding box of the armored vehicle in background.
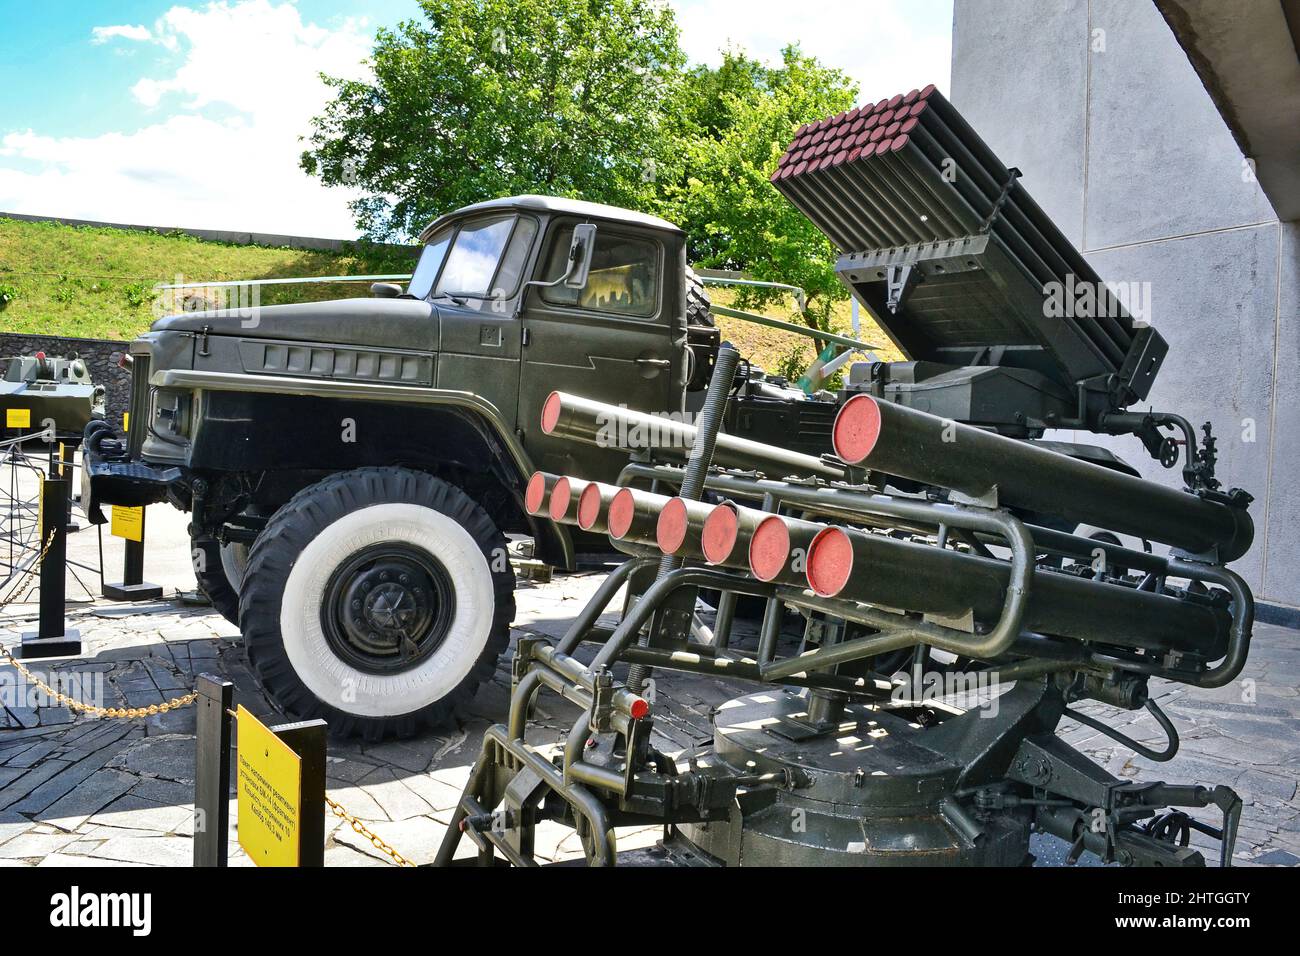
[82,196,832,738]
[1,352,106,434]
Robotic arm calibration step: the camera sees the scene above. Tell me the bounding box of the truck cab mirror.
[370,282,403,298]
[564,223,596,289]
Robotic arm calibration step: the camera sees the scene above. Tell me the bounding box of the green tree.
[659,46,858,335]
[302,0,684,240]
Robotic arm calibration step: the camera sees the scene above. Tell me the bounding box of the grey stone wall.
[0,332,131,430]
[951,0,1297,608]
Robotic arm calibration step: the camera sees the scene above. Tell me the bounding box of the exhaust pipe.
[831,394,1252,561]
[805,524,1229,656]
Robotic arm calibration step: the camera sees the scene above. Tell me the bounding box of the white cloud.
[669,0,952,101]
[1,1,372,237]
[3,0,954,239]
[91,24,153,44]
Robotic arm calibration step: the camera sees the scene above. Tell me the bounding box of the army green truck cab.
[83,195,819,738]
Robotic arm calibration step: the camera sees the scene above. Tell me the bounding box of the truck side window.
[490,217,538,308]
[539,226,659,318]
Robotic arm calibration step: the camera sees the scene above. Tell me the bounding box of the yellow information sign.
[122,412,130,433]
[110,505,144,542]
[5,408,30,429]
[236,706,304,867]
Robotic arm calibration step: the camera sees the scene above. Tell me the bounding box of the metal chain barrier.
[0,645,198,717]
[325,796,416,867]
[0,531,198,718]
[8,531,415,867]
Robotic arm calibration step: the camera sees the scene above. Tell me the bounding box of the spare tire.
[685,266,714,327]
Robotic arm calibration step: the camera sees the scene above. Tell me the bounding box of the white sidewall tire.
[220,541,249,591]
[278,502,495,718]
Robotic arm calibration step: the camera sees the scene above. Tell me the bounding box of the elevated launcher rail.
[772,85,1167,440]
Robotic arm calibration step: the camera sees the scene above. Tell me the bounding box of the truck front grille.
[127,354,150,456]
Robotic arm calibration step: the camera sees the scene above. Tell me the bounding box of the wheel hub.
[322,547,456,674]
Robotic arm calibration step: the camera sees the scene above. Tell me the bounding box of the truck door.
[518,220,674,480]
[434,214,536,428]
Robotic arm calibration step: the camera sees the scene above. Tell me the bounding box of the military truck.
[83,195,833,738]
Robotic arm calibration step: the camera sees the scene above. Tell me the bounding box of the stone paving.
[1,564,1297,868]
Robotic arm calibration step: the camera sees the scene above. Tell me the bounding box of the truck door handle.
[635,358,671,369]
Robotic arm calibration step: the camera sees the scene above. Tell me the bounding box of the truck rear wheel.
[191,534,247,627]
[239,467,514,740]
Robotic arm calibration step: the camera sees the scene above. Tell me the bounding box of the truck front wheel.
[238,467,514,739]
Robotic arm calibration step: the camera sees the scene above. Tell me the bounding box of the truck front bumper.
[81,423,186,524]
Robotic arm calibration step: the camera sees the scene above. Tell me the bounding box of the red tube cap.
[832,394,883,464]
[749,516,792,582]
[807,527,855,597]
[701,505,739,564]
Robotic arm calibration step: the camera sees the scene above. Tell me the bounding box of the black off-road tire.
[239,467,515,740]
[191,534,242,627]
[685,266,714,327]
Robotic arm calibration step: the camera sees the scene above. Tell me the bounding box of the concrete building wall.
[951,0,1298,609]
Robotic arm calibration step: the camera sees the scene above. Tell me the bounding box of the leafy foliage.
[301,5,879,355]
[656,47,858,334]
[301,0,685,241]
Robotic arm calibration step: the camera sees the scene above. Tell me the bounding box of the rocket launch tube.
[832,394,1252,561]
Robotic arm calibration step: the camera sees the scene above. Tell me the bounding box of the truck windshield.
[408,214,536,310]
[407,226,452,298]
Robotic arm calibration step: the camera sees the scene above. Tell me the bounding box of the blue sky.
[0,0,952,237]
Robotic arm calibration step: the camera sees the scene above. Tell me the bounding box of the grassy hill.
[0,216,901,374]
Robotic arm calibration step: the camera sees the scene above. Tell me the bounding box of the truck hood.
[151,297,439,351]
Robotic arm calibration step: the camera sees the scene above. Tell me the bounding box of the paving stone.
[331,814,446,866]
[325,783,385,822]
[89,835,193,867]
[8,737,136,815]
[89,796,193,835]
[395,770,465,813]
[5,708,38,729]
[127,775,192,806]
[109,735,196,783]
[359,768,438,821]
[0,757,71,811]
[0,811,34,847]
[4,564,1298,867]
[359,739,436,774]
[41,768,138,831]
[322,756,381,784]
[0,831,78,859]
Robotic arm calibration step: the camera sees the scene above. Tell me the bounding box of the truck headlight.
[153,388,192,439]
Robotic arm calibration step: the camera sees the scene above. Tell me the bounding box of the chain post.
[194,674,234,867]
